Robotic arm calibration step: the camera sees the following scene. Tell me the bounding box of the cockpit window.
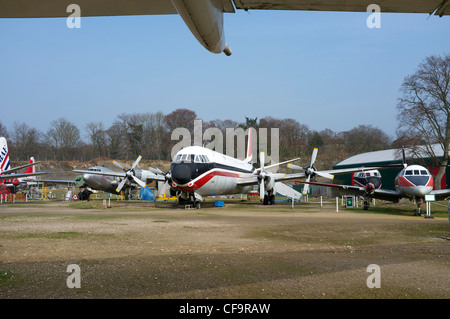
[414,170,420,175]
[420,170,427,175]
[405,170,413,176]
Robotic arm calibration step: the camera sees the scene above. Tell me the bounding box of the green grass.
[0,271,24,287]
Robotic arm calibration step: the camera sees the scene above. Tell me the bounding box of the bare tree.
[9,122,42,161]
[0,121,9,139]
[397,53,450,189]
[85,121,108,158]
[47,118,81,160]
[344,125,391,154]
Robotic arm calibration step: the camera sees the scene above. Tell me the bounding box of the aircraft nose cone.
[171,164,191,185]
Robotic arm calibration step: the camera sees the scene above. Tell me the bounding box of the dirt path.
[0,201,449,299]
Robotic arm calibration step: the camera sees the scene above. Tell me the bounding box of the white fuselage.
[170,146,255,197]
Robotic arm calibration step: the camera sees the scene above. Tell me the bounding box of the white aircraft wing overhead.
[1,0,447,55]
[233,0,450,16]
[0,0,178,18]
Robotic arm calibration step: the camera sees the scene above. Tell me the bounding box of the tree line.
[2,52,447,175]
[0,109,393,168]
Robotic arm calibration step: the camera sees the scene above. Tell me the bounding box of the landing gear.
[414,198,423,216]
[363,200,370,210]
[179,192,202,209]
[263,192,275,205]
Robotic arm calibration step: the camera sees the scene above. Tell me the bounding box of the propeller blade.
[131,175,147,188]
[315,171,334,179]
[310,148,318,167]
[131,155,142,170]
[259,152,265,199]
[160,181,169,197]
[260,152,265,171]
[287,163,304,171]
[260,178,265,200]
[115,178,128,193]
[302,175,311,196]
[112,160,125,171]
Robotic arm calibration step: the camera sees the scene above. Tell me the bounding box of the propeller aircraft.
[299,147,450,212]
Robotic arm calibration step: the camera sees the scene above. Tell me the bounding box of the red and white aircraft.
[300,147,450,212]
[73,130,405,208]
[0,137,48,194]
[162,131,392,208]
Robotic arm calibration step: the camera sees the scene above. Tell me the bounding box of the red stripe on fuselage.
[396,176,416,188]
[174,169,241,193]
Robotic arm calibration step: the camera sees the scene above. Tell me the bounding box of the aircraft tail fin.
[0,137,10,173]
[23,157,37,179]
[244,128,253,164]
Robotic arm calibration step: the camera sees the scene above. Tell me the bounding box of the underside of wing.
[430,189,450,201]
[233,0,450,16]
[300,180,404,202]
[0,0,178,18]
[0,172,48,180]
[371,189,403,201]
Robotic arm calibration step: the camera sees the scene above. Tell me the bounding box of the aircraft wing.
[233,0,449,16]
[300,180,404,202]
[0,0,179,18]
[2,0,448,18]
[1,162,40,174]
[237,172,306,186]
[73,169,126,178]
[430,189,450,201]
[0,172,48,180]
[73,169,166,182]
[320,165,404,177]
[37,179,76,185]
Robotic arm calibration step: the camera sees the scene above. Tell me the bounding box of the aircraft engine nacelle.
[171,0,232,56]
[265,177,275,193]
[365,183,375,194]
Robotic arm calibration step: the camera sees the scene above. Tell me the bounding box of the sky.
[1,8,449,142]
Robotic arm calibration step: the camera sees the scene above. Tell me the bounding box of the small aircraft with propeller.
[299,147,450,212]
[73,156,165,200]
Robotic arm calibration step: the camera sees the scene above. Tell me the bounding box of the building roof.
[334,144,446,167]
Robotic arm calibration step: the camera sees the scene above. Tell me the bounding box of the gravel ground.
[0,200,449,299]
